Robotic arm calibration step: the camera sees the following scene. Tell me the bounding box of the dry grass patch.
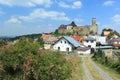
[69,54,87,80]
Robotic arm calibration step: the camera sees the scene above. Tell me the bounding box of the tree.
[37,37,44,47]
[54,29,60,36]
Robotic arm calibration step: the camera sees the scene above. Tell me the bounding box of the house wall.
[103,49,113,58]
[83,40,96,48]
[103,31,110,36]
[77,49,90,54]
[53,38,72,52]
[44,44,52,49]
[67,25,73,30]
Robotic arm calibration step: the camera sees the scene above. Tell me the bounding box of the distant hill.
[0,33,41,41]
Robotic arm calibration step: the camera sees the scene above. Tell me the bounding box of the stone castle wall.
[58,18,98,35]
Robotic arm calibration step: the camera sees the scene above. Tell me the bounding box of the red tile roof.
[71,36,84,41]
[42,33,53,39]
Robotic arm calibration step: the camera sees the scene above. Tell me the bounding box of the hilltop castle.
[58,18,98,35]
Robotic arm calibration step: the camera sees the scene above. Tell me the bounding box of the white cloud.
[6,17,21,24]
[58,1,82,9]
[72,1,82,9]
[0,0,52,7]
[58,2,70,8]
[19,8,70,21]
[112,14,120,25]
[103,1,115,6]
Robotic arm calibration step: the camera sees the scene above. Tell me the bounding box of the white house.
[53,36,80,52]
[53,36,91,54]
[91,36,107,45]
[109,37,120,48]
[83,37,96,48]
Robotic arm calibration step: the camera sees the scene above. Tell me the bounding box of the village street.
[79,55,113,80]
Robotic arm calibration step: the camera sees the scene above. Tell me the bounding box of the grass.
[85,57,104,80]
[93,60,120,80]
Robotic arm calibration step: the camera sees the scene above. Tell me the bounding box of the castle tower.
[92,18,96,26]
[90,18,98,34]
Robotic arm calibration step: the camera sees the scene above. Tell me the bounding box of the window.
[88,45,91,47]
[61,41,62,43]
[91,40,94,43]
[65,41,67,44]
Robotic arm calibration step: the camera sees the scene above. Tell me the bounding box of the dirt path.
[88,57,113,80]
[82,57,94,80]
[80,55,113,80]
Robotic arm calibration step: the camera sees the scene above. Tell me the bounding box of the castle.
[58,18,98,35]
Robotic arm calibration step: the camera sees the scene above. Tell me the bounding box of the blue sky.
[0,0,120,36]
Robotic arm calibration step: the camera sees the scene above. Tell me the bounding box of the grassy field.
[93,60,120,80]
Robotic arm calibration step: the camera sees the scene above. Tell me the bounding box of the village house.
[44,37,59,49]
[53,36,90,54]
[91,36,107,45]
[109,37,120,49]
[76,46,90,54]
[103,31,111,36]
[42,33,53,40]
[83,37,96,48]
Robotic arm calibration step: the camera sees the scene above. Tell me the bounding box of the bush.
[0,37,72,80]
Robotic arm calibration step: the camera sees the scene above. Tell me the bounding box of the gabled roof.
[44,37,59,44]
[54,36,81,47]
[62,36,81,47]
